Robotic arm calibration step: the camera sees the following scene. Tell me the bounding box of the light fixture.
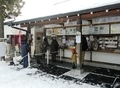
[77,14,79,16]
[106,9,109,12]
[90,12,93,14]
[117,9,119,12]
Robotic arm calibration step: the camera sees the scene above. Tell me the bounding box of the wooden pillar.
[27,25,31,55]
[62,23,65,58]
[0,19,4,38]
[88,20,93,61]
[90,52,92,61]
[43,26,46,37]
[77,16,83,71]
[79,17,83,70]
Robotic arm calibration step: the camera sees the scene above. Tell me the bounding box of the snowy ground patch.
[0,61,101,88]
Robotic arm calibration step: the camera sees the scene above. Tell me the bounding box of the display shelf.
[93,21,120,25]
[106,45,117,48]
[99,39,117,41]
[46,34,76,37]
[104,41,117,44]
[44,24,89,29]
[83,34,120,37]
[99,41,117,44]
[98,36,118,49]
[86,50,120,54]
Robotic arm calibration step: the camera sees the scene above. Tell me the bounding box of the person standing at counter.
[71,35,88,69]
[81,35,88,67]
[42,37,49,59]
[34,37,43,65]
[50,37,59,62]
[21,37,30,68]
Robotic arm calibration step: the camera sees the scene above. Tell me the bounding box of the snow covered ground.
[0,61,101,88]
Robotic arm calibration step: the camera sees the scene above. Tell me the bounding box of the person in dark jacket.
[42,37,49,59]
[21,37,29,68]
[81,35,88,65]
[50,37,59,62]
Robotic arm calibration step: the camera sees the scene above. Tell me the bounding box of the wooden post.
[0,19,4,38]
[27,24,31,56]
[43,26,46,37]
[79,17,83,70]
[77,16,83,73]
[88,20,93,61]
[90,52,92,61]
[62,23,65,61]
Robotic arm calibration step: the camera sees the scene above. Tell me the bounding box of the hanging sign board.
[76,31,81,43]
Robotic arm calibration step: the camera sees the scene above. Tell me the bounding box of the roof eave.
[9,3,120,24]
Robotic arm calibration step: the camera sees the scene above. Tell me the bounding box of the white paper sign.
[0,42,6,56]
[62,39,66,43]
[76,31,81,43]
[90,35,94,41]
[62,36,66,43]
[62,29,66,35]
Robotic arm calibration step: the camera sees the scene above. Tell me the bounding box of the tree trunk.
[0,19,4,38]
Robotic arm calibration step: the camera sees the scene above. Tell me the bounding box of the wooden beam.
[21,16,79,27]
[81,9,120,19]
[20,8,120,27]
[21,19,62,27]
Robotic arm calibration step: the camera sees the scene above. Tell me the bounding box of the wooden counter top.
[86,50,120,54]
[62,48,120,54]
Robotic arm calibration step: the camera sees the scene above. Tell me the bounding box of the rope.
[90,72,115,79]
[21,54,28,59]
[6,50,61,67]
[12,50,59,61]
[7,53,15,56]
[34,51,59,56]
[111,77,119,88]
